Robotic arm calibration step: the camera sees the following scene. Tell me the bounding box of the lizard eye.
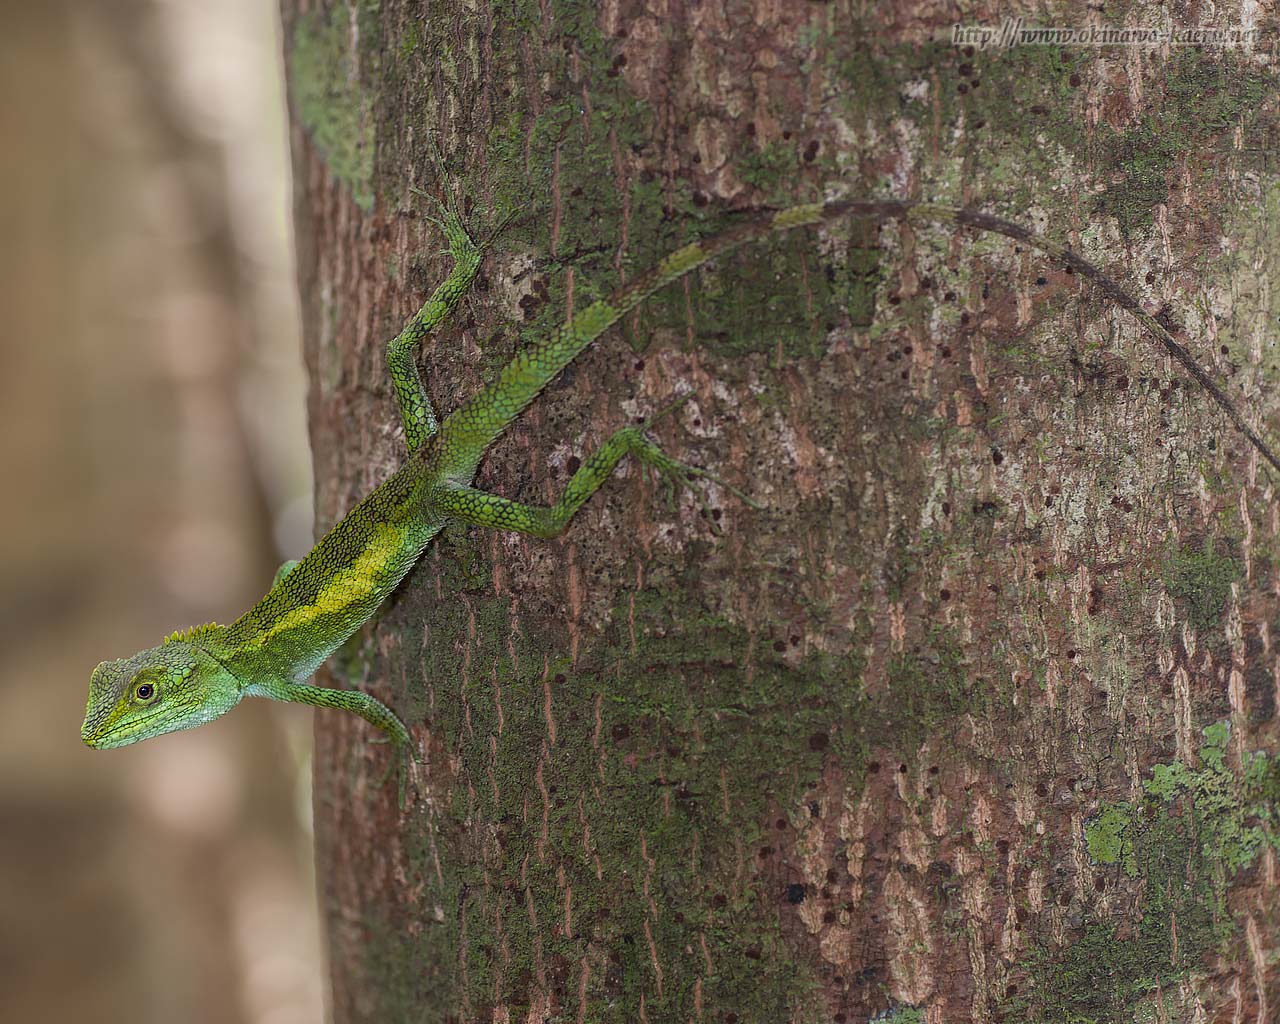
[134,682,157,702]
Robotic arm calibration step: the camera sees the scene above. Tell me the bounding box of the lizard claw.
[370,731,422,811]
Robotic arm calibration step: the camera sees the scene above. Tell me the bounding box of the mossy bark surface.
[282,2,1280,1021]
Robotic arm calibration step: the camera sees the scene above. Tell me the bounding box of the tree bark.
[282,3,1280,1021]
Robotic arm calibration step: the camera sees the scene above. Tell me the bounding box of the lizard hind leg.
[431,395,759,539]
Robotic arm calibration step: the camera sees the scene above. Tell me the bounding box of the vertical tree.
[282,3,1280,1020]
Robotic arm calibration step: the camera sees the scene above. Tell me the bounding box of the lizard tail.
[436,198,1280,478]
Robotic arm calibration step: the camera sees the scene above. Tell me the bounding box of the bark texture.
[282,2,1280,1021]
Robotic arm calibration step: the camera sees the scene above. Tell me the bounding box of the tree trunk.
[281,3,1280,1021]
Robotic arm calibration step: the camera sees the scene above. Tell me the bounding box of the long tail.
[436,199,1280,477]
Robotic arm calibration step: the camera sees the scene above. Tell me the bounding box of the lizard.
[80,194,1280,798]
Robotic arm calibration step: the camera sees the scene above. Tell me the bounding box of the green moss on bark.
[290,1,376,211]
[1161,538,1240,633]
[1024,723,1280,1022]
[1095,50,1270,234]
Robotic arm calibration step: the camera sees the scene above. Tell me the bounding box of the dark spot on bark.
[1087,585,1103,615]
[809,732,830,752]
[992,448,1003,465]
[1247,662,1276,721]
[940,588,951,600]
[867,760,881,774]
[611,723,630,741]
[785,883,806,904]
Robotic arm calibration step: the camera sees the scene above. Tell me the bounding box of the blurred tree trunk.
[282,3,1280,1021]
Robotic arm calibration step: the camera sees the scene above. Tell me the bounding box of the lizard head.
[81,634,242,749]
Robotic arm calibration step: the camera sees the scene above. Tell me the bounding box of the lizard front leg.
[387,200,484,452]
[245,676,413,747]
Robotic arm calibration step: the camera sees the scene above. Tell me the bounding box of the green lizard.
[80,195,1280,794]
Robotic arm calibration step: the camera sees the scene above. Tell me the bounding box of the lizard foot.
[370,732,423,811]
[635,395,763,532]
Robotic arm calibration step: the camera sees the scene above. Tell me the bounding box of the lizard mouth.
[81,709,168,749]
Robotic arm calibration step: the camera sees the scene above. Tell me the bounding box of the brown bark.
[283,2,1280,1021]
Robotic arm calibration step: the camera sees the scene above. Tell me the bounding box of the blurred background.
[1,0,324,1021]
